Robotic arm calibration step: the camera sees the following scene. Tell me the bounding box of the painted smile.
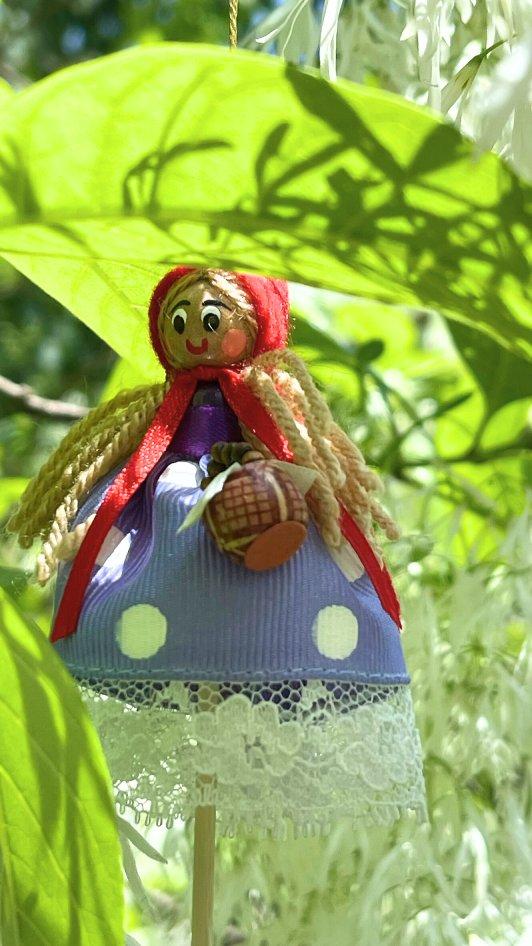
[186,338,208,355]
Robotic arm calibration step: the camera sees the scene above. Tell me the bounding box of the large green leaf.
[0,44,529,372]
[0,80,12,108]
[0,478,28,521]
[0,589,124,945]
[449,321,532,415]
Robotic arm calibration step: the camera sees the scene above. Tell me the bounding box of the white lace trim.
[79,678,426,837]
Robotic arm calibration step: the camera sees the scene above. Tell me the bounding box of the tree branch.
[0,62,32,90]
[398,439,531,468]
[0,374,88,421]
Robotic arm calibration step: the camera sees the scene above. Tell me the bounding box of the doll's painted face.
[158,278,257,370]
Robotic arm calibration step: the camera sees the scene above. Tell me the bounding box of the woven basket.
[204,460,309,570]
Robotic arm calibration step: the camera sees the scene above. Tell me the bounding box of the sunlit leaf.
[284,1,319,64]
[99,357,161,403]
[0,565,29,596]
[330,297,424,372]
[357,338,385,364]
[441,40,506,113]
[449,321,532,415]
[0,589,124,945]
[250,0,303,46]
[0,478,28,520]
[292,313,357,368]
[429,393,484,464]
[0,44,529,377]
[480,401,531,452]
[319,0,345,80]
[0,79,12,108]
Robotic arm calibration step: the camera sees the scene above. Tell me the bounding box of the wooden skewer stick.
[191,792,216,946]
[191,685,218,946]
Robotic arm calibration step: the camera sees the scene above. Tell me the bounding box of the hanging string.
[229,0,238,49]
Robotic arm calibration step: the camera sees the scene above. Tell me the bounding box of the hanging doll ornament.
[10,267,426,840]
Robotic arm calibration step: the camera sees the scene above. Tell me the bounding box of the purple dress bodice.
[107,382,241,580]
[169,382,242,460]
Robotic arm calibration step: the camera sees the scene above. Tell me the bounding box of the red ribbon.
[339,507,401,629]
[52,365,400,641]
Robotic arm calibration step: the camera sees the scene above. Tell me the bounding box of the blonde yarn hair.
[241,350,399,552]
[8,269,398,583]
[8,382,167,584]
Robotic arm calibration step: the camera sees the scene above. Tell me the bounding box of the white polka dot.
[329,541,364,582]
[312,606,359,659]
[96,526,125,566]
[159,460,199,488]
[116,604,168,659]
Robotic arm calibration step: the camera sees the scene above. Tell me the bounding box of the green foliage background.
[0,589,124,946]
[0,3,530,945]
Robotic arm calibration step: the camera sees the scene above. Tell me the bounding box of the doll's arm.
[201,441,264,488]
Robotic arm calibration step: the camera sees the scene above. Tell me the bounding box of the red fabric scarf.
[51,365,401,642]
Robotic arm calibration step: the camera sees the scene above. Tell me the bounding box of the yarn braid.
[47,388,162,546]
[34,382,166,584]
[243,363,343,549]
[229,0,238,48]
[244,350,399,549]
[8,384,164,547]
[329,424,400,541]
[257,352,346,491]
[8,383,166,584]
[54,514,96,563]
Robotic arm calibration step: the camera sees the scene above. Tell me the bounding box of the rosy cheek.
[221,328,249,360]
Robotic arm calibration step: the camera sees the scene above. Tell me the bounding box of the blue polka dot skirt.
[54,457,426,835]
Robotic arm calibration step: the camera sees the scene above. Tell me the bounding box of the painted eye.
[171,307,188,334]
[202,306,221,333]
